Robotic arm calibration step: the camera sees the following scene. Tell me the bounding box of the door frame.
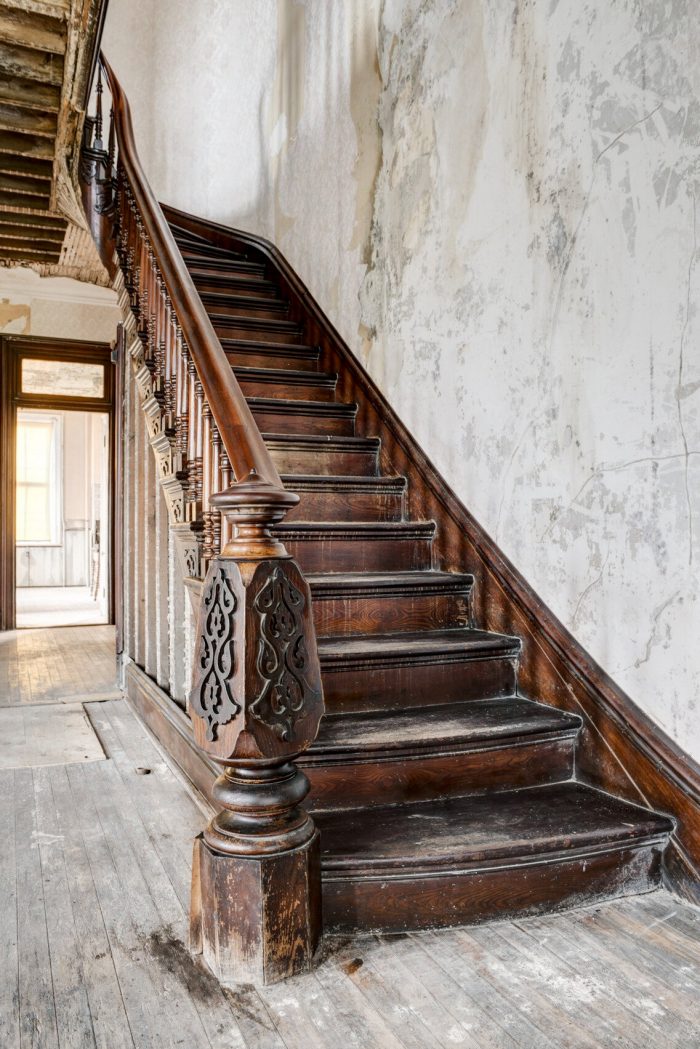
[0,334,116,631]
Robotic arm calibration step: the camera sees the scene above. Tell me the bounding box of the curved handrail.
[100,53,284,494]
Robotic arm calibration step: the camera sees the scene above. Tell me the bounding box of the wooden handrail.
[99,53,284,494]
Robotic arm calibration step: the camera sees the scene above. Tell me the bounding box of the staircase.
[168,215,673,933]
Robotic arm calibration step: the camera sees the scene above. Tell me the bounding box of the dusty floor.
[0,627,698,1048]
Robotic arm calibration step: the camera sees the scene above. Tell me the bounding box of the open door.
[0,335,115,631]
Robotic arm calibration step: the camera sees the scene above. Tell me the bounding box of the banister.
[99,53,285,496]
[81,55,324,985]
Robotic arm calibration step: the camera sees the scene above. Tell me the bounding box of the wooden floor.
[0,625,120,705]
[0,679,697,1047]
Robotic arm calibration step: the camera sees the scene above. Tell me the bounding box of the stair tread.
[223,339,319,354]
[248,396,356,414]
[307,568,471,590]
[201,286,280,300]
[316,782,674,871]
[317,627,520,661]
[187,261,265,275]
[210,313,301,327]
[234,365,337,384]
[264,432,378,447]
[276,521,434,535]
[312,697,581,754]
[283,474,405,490]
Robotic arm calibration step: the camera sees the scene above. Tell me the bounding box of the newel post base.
[187,480,324,987]
[190,760,322,985]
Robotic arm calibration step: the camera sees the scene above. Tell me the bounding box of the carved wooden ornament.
[189,557,323,762]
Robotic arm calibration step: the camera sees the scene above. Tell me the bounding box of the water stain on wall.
[0,300,30,334]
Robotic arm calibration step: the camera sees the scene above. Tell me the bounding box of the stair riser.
[321,841,665,932]
[225,347,321,371]
[251,406,354,436]
[214,322,303,343]
[194,277,276,296]
[287,488,404,524]
[304,736,576,810]
[179,241,244,257]
[237,376,336,401]
[188,262,266,279]
[281,535,433,574]
[267,444,378,476]
[204,300,289,319]
[311,587,471,635]
[319,655,518,712]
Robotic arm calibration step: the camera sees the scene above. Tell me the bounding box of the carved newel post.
[188,478,324,986]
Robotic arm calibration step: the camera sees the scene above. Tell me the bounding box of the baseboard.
[125,662,217,806]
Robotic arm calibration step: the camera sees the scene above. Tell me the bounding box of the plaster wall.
[0,268,120,342]
[103,0,700,761]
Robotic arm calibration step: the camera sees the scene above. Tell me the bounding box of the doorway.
[15,407,110,627]
[0,335,116,631]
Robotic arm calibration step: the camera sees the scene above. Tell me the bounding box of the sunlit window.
[16,414,61,544]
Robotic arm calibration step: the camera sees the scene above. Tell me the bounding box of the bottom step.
[317,783,673,932]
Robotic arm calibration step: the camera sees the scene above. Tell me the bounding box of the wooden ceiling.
[0,0,109,280]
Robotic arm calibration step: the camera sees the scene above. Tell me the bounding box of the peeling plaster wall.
[103,0,700,762]
[0,269,120,341]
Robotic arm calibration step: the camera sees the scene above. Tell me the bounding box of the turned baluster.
[210,423,222,557]
[185,358,198,511]
[176,328,189,460]
[201,402,213,563]
[193,379,204,509]
[164,295,176,421]
[94,65,104,149]
[219,450,232,552]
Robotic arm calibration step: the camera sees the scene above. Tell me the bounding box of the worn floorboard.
[4,692,696,1044]
[1,682,698,1047]
[0,626,119,706]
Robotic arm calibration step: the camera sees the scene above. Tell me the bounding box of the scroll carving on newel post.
[188,478,325,987]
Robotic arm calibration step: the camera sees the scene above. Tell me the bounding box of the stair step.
[187,260,267,279]
[211,315,304,343]
[169,221,220,246]
[265,433,380,475]
[180,248,249,268]
[201,292,290,318]
[305,568,472,633]
[193,274,276,295]
[316,628,520,711]
[317,783,674,931]
[234,366,337,401]
[178,239,241,259]
[248,396,357,436]
[223,340,321,371]
[285,475,406,523]
[196,279,278,299]
[274,520,435,577]
[303,697,581,809]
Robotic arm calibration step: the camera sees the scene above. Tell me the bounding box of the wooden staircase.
[168,216,673,933]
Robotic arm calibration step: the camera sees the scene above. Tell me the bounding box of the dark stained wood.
[163,200,699,900]
[316,784,672,931]
[85,50,692,976]
[306,570,472,635]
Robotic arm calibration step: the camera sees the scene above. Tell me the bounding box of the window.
[21,358,105,399]
[16,414,61,544]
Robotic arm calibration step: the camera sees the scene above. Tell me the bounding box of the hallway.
[0,627,698,1048]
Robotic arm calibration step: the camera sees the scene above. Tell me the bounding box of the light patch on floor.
[0,702,106,769]
[16,586,106,628]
